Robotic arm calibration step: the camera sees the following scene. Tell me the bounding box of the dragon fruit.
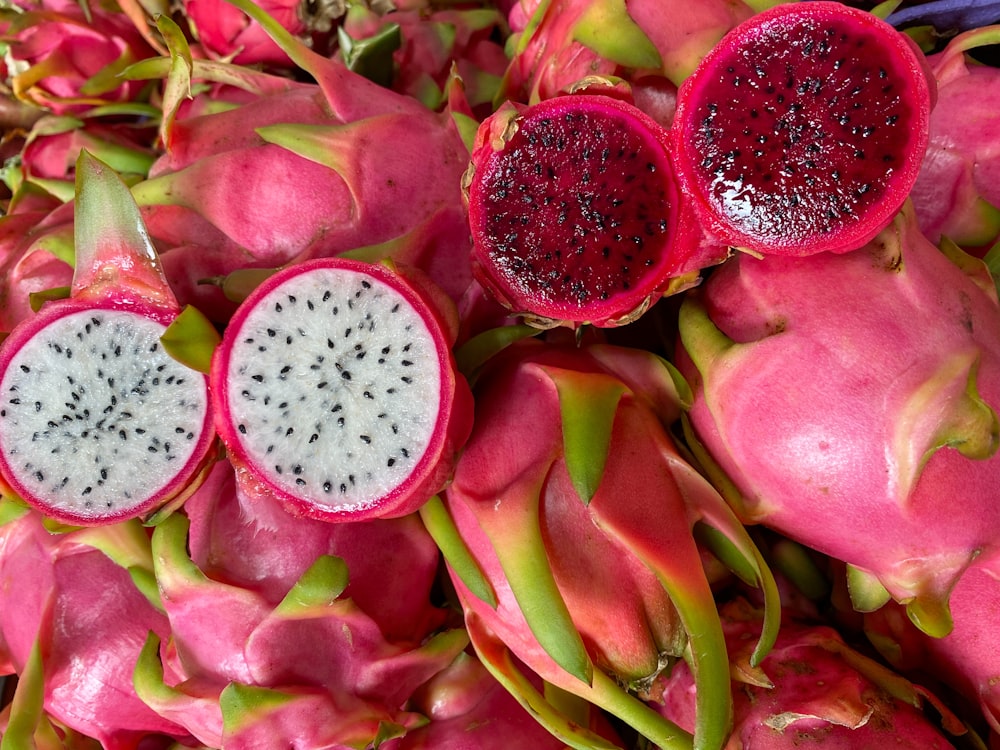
[463,92,728,329]
[910,25,1000,251]
[0,0,155,115]
[0,151,216,525]
[862,547,1000,738]
[0,509,190,747]
[210,256,472,522]
[128,0,477,323]
[135,490,467,749]
[670,1,934,257]
[676,203,1000,637]
[435,337,779,750]
[500,0,756,115]
[654,597,960,749]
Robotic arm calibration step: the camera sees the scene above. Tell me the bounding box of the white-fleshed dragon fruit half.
[210,257,473,522]
[676,203,1000,638]
[0,151,216,526]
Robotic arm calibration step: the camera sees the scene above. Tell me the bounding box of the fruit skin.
[676,203,1000,636]
[654,598,958,750]
[464,93,728,329]
[911,27,1000,251]
[438,337,779,750]
[670,1,933,257]
[210,257,473,523]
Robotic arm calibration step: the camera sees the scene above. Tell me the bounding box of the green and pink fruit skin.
[500,0,756,120]
[0,510,191,747]
[676,203,1000,635]
[654,598,958,749]
[670,1,934,258]
[440,337,777,750]
[134,56,476,324]
[910,27,1000,252]
[863,548,1000,737]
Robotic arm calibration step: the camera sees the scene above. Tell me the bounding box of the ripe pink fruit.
[676,204,1000,636]
[671,1,933,256]
[0,152,216,525]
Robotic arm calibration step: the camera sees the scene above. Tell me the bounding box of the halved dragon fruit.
[671,1,933,256]
[0,152,216,526]
[210,257,473,522]
[463,93,727,329]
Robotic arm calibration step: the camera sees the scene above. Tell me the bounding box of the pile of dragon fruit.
[2,0,1000,747]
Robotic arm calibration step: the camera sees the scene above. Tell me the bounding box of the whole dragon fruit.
[435,336,779,750]
[676,203,1000,638]
[910,25,1000,251]
[654,597,961,749]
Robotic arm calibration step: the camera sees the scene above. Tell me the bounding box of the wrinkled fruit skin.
[655,599,957,749]
[676,205,1000,629]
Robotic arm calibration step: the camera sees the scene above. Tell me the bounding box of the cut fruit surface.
[671,1,932,256]
[0,304,212,523]
[465,94,685,327]
[212,258,468,521]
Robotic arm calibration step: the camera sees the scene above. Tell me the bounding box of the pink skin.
[500,0,755,115]
[864,549,1000,736]
[210,257,474,523]
[676,204,1000,628]
[180,0,310,67]
[911,31,1000,250]
[654,599,958,749]
[183,458,449,644]
[0,512,190,747]
[2,2,154,115]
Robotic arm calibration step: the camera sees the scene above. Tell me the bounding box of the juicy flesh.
[223,267,442,512]
[0,309,210,518]
[686,14,919,248]
[474,105,674,317]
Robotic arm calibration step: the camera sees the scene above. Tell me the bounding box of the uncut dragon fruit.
[210,256,473,522]
[463,92,728,329]
[862,547,1000,738]
[0,0,155,115]
[134,475,468,749]
[499,0,756,119]
[670,1,934,257]
[0,509,190,748]
[676,202,1000,637]
[654,597,961,749]
[0,151,216,526]
[434,336,779,750]
[910,25,1000,251]
[129,0,477,323]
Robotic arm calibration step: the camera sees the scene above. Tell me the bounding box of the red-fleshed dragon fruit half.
[463,93,729,329]
[0,151,216,526]
[432,336,780,750]
[210,257,473,523]
[654,597,961,749]
[670,1,933,257]
[676,203,1000,638]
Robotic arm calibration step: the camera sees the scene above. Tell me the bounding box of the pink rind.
[210,257,472,523]
[0,297,216,527]
[671,1,933,257]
